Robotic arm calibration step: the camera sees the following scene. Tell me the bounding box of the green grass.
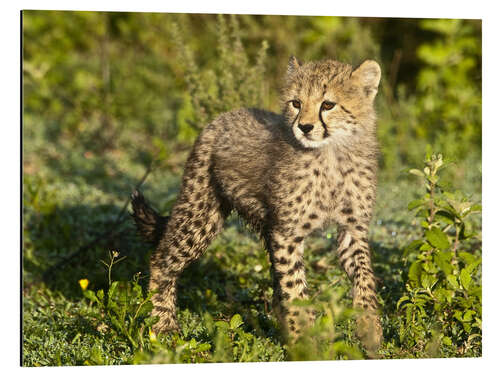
[22,130,482,365]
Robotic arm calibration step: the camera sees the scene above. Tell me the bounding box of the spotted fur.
[131,56,383,351]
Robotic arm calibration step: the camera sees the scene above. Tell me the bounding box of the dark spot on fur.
[352,249,364,258]
[286,281,294,288]
[313,169,320,177]
[309,213,318,219]
[294,236,303,243]
[294,261,303,270]
[341,207,353,215]
[302,222,311,230]
[288,245,295,254]
[279,257,289,265]
[347,217,357,223]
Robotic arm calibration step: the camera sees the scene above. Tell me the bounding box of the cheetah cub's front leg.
[336,224,382,352]
[266,230,315,340]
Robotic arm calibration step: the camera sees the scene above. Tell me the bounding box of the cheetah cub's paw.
[356,312,383,355]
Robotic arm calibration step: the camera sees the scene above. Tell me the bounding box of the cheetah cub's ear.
[287,55,302,75]
[351,60,381,102]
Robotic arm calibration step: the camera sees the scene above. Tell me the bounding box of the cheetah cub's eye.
[321,101,336,111]
[291,100,301,109]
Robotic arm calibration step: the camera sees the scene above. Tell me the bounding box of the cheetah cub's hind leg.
[132,182,228,334]
[336,225,382,353]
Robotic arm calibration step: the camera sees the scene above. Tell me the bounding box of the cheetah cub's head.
[281,56,381,149]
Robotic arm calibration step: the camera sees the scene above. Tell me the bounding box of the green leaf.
[408,261,422,284]
[458,251,479,265]
[420,242,433,252]
[434,250,453,275]
[463,309,475,322]
[460,268,472,291]
[470,204,482,213]
[434,210,455,225]
[396,295,410,310]
[447,275,459,290]
[408,199,424,210]
[403,240,424,257]
[193,342,211,353]
[425,227,450,250]
[83,289,98,303]
[215,321,230,330]
[108,281,118,299]
[229,314,243,330]
[442,336,452,346]
[144,316,159,328]
[421,273,437,289]
[409,169,425,177]
[453,310,463,321]
[97,289,104,301]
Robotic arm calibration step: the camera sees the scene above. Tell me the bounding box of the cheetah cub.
[132,56,383,351]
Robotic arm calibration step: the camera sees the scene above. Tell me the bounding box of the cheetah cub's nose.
[298,124,314,134]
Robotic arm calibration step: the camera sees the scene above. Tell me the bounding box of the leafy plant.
[171,14,269,141]
[81,251,158,350]
[397,152,482,356]
[287,287,364,361]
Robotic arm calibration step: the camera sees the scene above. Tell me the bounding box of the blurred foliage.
[23,11,481,173]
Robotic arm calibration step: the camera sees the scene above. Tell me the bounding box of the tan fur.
[132,57,383,351]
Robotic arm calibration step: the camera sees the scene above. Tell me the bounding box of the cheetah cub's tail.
[130,190,169,246]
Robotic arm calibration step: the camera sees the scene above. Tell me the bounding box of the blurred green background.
[23,11,481,178]
[22,11,482,365]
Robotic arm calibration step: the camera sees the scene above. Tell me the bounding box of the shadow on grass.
[24,199,277,338]
[371,241,408,345]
